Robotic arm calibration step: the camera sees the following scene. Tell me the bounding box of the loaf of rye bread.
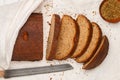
[76,22,102,63]
[12,13,43,61]
[46,14,61,60]
[100,0,120,23]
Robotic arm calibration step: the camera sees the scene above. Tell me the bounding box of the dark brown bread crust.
[12,13,43,61]
[46,14,61,60]
[100,0,120,23]
[83,36,109,70]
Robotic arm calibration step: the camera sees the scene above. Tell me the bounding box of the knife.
[0,64,73,78]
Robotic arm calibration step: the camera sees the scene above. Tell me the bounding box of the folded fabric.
[0,0,43,70]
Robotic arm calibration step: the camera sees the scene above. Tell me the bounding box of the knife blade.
[3,64,73,78]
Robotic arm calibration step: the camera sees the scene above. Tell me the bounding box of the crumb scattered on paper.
[44,3,52,11]
[50,77,52,80]
[92,11,96,16]
[47,21,51,26]
[50,64,53,66]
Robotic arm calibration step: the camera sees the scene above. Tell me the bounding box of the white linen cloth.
[0,0,43,70]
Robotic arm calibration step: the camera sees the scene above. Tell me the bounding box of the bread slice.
[100,0,120,23]
[55,15,79,60]
[83,36,109,70]
[76,22,102,63]
[71,15,92,58]
[46,14,61,60]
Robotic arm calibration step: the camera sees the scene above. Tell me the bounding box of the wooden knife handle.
[0,71,4,77]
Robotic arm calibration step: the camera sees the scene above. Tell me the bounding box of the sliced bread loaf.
[46,14,61,60]
[71,15,92,58]
[55,15,79,60]
[100,0,120,23]
[76,22,102,63]
[83,36,109,70]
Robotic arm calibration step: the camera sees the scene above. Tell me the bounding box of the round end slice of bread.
[55,15,78,60]
[46,14,61,60]
[71,15,92,58]
[100,0,120,23]
[82,36,109,70]
[76,22,102,63]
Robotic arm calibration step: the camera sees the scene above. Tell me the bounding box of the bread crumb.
[50,64,53,66]
[74,14,77,18]
[92,11,96,15]
[48,14,52,17]
[47,21,51,26]
[50,77,52,80]
[44,4,52,9]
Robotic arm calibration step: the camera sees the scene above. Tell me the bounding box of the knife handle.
[0,71,4,77]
